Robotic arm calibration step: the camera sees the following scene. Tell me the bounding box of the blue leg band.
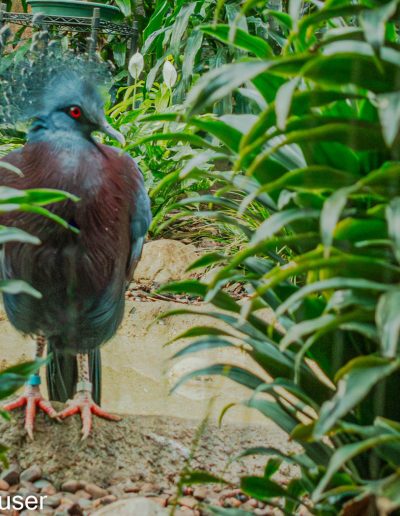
[27,374,41,386]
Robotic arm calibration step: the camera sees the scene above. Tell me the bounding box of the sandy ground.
[0,298,273,426]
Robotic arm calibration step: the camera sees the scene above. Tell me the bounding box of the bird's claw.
[2,385,60,440]
[56,390,121,440]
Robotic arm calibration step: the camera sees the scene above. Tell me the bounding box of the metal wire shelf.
[2,12,136,36]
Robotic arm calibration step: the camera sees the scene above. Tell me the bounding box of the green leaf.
[114,0,131,17]
[300,53,400,94]
[315,356,400,438]
[201,25,273,58]
[0,227,40,245]
[377,91,400,147]
[172,338,236,359]
[171,364,265,394]
[276,277,390,317]
[387,197,400,263]
[241,476,287,501]
[376,290,400,358]
[0,279,41,298]
[360,0,398,51]
[181,470,229,485]
[189,117,242,152]
[313,433,400,502]
[320,185,357,256]
[0,161,22,176]
[186,62,269,117]
[186,252,225,271]
[251,209,319,246]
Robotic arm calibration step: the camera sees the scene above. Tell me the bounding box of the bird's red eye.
[69,106,82,119]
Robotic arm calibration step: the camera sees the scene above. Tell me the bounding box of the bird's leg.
[2,335,59,439]
[57,353,121,439]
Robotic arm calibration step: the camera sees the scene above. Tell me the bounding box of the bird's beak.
[100,119,126,146]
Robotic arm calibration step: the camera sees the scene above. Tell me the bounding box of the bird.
[0,37,151,439]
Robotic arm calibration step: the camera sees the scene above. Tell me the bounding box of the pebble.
[140,482,161,495]
[44,494,63,508]
[67,503,84,516]
[61,480,82,493]
[123,482,140,493]
[20,465,42,483]
[179,496,198,509]
[193,487,208,500]
[77,498,92,509]
[223,497,242,508]
[75,489,92,500]
[0,479,10,491]
[21,480,40,493]
[84,483,108,499]
[93,494,117,507]
[42,484,58,496]
[1,467,20,486]
[33,479,53,490]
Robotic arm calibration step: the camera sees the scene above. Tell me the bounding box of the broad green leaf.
[376,290,400,358]
[186,62,270,117]
[0,161,22,176]
[186,252,225,272]
[360,0,398,51]
[387,197,400,263]
[0,279,41,298]
[172,338,236,359]
[0,227,40,245]
[181,470,229,485]
[171,364,265,394]
[313,433,400,502]
[320,185,357,256]
[315,356,400,438]
[377,91,400,147]
[251,209,319,246]
[241,476,287,501]
[201,25,273,58]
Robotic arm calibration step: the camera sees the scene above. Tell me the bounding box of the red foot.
[57,391,121,440]
[3,385,59,440]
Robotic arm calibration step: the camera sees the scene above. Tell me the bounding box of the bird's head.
[31,71,125,145]
[0,45,124,145]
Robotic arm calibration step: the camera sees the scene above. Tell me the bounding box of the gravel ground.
[0,404,297,515]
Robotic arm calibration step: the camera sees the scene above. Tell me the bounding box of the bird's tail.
[46,337,101,405]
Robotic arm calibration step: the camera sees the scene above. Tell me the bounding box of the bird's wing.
[125,159,152,281]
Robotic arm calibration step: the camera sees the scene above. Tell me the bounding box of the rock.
[85,483,108,499]
[95,495,117,507]
[140,482,161,495]
[33,479,53,489]
[193,487,208,501]
[1,468,19,486]
[179,496,198,509]
[41,484,57,496]
[68,503,84,516]
[152,495,169,508]
[224,497,242,508]
[61,480,82,493]
[133,240,199,283]
[20,480,39,493]
[77,498,92,509]
[0,479,10,490]
[44,494,62,508]
[20,465,42,483]
[123,483,140,494]
[75,489,92,500]
[92,497,168,515]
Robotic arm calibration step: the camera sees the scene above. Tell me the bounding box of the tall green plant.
[153,1,400,513]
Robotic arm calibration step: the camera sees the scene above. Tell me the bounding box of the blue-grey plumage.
[0,56,152,413]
